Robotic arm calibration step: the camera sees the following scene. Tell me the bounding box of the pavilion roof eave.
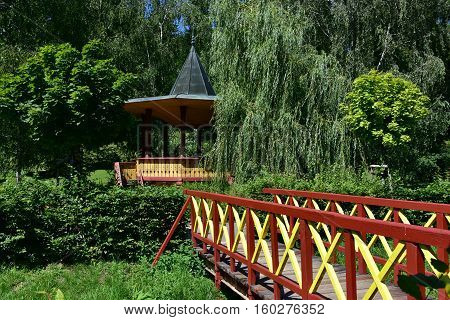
[123,94,219,128]
[126,94,219,104]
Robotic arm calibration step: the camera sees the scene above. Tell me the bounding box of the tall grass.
[0,252,224,300]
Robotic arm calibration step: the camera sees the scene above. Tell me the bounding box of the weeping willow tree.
[208,0,359,180]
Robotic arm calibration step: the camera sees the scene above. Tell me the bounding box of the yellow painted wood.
[216,204,231,249]
[275,217,302,287]
[308,222,346,300]
[364,206,393,256]
[251,212,272,271]
[231,207,247,258]
[201,199,214,240]
[353,232,406,300]
[191,197,203,235]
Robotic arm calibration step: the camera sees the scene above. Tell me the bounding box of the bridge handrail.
[183,189,450,300]
[184,190,450,247]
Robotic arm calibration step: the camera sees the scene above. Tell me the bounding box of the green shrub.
[183,169,448,203]
[0,178,186,266]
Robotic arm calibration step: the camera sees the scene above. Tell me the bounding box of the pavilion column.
[141,109,152,157]
[179,106,187,157]
[196,127,202,156]
[163,124,170,157]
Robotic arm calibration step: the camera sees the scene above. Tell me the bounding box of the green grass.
[0,260,224,300]
[88,170,112,185]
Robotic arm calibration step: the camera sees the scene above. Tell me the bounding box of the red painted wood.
[344,232,357,300]
[288,197,294,236]
[190,199,198,248]
[246,208,256,299]
[228,205,236,272]
[270,213,281,299]
[262,188,450,214]
[406,243,425,300]
[300,219,313,298]
[201,199,207,253]
[184,190,450,248]
[357,204,367,274]
[330,202,337,264]
[393,209,400,285]
[185,191,450,300]
[212,201,221,289]
[436,212,449,300]
[152,197,191,266]
[194,233,306,298]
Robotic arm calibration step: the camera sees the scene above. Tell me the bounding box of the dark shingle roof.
[170,46,216,96]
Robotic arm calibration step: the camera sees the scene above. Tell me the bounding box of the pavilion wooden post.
[179,106,187,157]
[196,127,202,156]
[163,124,169,157]
[141,109,152,157]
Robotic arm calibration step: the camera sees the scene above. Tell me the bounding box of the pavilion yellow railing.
[114,157,216,185]
[136,157,214,182]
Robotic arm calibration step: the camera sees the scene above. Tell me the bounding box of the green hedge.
[186,168,449,203]
[0,179,186,267]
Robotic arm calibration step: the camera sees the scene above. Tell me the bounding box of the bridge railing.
[183,189,450,300]
[263,188,450,299]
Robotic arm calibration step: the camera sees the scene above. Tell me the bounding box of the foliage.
[341,70,430,149]
[209,0,353,179]
[0,0,212,97]
[398,256,450,299]
[0,256,223,300]
[185,169,449,204]
[0,178,186,266]
[0,40,136,175]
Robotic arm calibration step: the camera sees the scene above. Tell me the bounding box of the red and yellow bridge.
[154,188,450,300]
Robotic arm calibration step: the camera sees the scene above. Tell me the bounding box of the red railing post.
[190,198,198,249]
[246,208,256,299]
[201,199,207,253]
[330,201,337,264]
[212,201,221,289]
[300,219,313,299]
[270,213,281,299]
[406,242,425,300]
[228,205,236,272]
[344,231,357,300]
[357,204,367,274]
[436,212,449,300]
[393,208,400,285]
[288,197,295,236]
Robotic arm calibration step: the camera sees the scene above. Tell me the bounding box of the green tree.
[0,40,135,176]
[209,0,353,179]
[340,70,430,167]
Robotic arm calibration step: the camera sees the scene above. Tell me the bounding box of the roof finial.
[191,28,195,46]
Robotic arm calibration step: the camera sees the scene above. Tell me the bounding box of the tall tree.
[0,40,135,175]
[209,0,354,179]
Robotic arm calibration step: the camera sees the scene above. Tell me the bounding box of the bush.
[0,178,186,267]
[184,169,449,203]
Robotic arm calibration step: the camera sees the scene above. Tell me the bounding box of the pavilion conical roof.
[170,46,216,96]
[124,44,217,128]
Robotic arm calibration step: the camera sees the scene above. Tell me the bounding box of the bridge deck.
[197,239,407,300]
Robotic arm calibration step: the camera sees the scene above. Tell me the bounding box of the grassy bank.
[0,255,224,300]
